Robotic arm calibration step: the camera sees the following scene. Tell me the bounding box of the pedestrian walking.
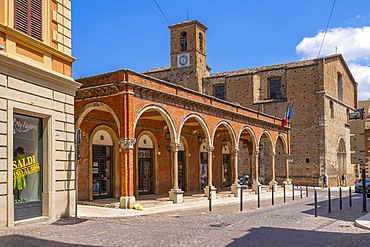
[341,174,346,186]
[323,175,327,188]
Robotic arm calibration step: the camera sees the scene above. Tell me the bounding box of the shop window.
[214,84,225,100]
[13,113,43,220]
[180,31,187,51]
[14,0,42,40]
[269,78,281,100]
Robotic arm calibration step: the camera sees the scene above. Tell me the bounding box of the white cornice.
[0,24,75,63]
[0,53,81,95]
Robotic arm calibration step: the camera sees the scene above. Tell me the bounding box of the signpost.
[349,107,367,213]
[75,128,81,217]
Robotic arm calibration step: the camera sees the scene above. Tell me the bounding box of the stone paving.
[0,188,369,247]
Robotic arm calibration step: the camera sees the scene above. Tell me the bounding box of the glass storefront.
[13,114,43,221]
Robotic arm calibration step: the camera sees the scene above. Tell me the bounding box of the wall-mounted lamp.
[242,141,247,149]
[197,135,203,144]
[165,130,170,141]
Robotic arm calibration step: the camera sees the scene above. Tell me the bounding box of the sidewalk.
[76,187,370,230]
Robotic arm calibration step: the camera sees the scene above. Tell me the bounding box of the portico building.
[75,69,290,207]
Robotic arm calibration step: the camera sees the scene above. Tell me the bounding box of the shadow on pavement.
[51,217,88,226]
[0,234,94,247]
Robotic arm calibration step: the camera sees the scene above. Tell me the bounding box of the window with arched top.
[338,73,343,101]
[199,32,203,52]
[180,31,187,51]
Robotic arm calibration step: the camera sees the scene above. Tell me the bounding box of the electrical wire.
[153,0,170,25]
[317,0,336,58]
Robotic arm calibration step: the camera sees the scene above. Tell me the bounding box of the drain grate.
[210,222,232,228]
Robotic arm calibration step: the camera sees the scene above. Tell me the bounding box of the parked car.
[367,184,370,198]
[355,178,370,193]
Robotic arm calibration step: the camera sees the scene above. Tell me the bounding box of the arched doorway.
[92,130,114,199]
[178,138,187,191]
[337,138,346,176]
[137,134,155,195]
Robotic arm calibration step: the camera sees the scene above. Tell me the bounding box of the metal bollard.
[292,183,295,201]
[300,185,303,199]
[349,186,352,207]
[258,185,261,208]
[314,189,318,217]
[328,187,331,213]
[283,183,286,203]
[306,185,308,197]
[240,186,243,212]
[272,187,274,206]
[208,185,212,212]
[339,186,342,210]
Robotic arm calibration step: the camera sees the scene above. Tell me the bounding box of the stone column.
[119,138,136,209]
[284,153,292,190]
[252,150,261,193]
[269,150,278,192]
[231,147,241,197]
[204,146,216,199]
[169,142,183,203]
[249,153,253,185]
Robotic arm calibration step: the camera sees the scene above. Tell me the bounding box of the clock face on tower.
[178,53,190,68]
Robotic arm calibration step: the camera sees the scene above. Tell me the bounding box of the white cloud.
[296,26,370,100]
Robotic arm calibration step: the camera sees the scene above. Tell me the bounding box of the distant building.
[0,0,80,227]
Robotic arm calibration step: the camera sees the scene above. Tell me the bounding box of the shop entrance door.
[223,154,232,187]
[13,114,43,221]
[92,145,113,199]
[138,149,153,195]
[178,151,185,191]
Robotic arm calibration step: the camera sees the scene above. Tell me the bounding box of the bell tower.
[169,20,208,92]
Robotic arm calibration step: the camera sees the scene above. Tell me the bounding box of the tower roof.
[168,20,207,31]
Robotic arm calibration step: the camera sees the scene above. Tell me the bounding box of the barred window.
[14,0,42,40]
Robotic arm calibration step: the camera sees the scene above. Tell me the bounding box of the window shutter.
[30,0,42,40]
[15,0,29,35]
[14,0,42,40]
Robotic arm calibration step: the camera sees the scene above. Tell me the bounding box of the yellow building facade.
[0,0,80,227]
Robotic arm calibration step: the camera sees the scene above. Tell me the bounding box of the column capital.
[232,148,239,156]
[119,138,136,149]
[170,142,181,151]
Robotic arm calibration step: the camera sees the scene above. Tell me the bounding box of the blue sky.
[72,1,370,100]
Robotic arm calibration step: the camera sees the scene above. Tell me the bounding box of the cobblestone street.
[0,190,369,247]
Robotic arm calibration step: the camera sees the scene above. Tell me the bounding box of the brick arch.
[178,114,210,146]
[276,133,289,155]
[238,126,257,151]
[134,104,177,143]
[75,102,121,136]
[258,130,274,151]
[213,121,237,148]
